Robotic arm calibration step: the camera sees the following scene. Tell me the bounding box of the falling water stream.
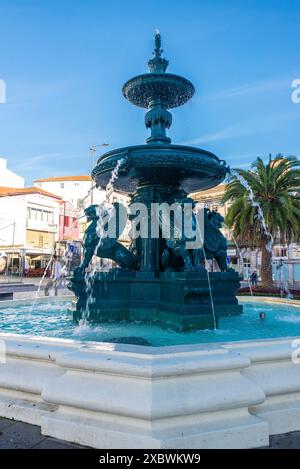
[229,169,274,252]
[31,207,83,310]
[274,259,292,299]
[197,217,217,330]
[82,157,127,322]
[223,222,254,297]
[30,250,55,312]
[228,169,294,306]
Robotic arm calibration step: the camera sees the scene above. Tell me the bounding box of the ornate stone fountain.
[69,33,242,330]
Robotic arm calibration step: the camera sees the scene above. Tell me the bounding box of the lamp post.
[89,143,109,204]
[19,248,26,283]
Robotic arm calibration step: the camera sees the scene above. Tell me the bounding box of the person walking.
[60,263,69,287]
[44,255,62,296]
[250,270,258,287]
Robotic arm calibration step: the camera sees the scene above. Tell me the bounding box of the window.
[60,183,64,189]
[27,208,31,219]
[294,248,300,257]
[274,247,287,257]
[74,183,79,187]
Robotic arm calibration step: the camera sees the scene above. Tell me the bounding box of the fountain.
[1,33,300,451]
[69,32,242,330]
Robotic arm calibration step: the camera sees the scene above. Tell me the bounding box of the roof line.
[0,186,62,200]
[34,175,91,182]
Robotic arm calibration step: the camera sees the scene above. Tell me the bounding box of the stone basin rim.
[92,143,227,193]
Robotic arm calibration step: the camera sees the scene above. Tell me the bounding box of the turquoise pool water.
[0,300,300,346]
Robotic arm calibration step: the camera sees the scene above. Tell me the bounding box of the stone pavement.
[1,416,300,448]
[13,288,72,300]
[269,431,300,449]
[0,275,73,300]
[0,417,85,449]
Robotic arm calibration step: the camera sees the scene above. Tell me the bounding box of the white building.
[34,175,106,210]
[0,157,24,188]
[0,187,61,273]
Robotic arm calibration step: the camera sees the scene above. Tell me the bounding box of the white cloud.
[181,109,300,146]
[182,124,249,145]
[203,75,292,101]
[5,80,72,109]
[13,153,74,172]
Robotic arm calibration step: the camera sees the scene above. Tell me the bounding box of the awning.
[28,254,52,260]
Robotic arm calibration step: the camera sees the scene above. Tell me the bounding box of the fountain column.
[145,33,172,145]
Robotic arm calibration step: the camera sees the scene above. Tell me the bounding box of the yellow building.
[190,184,228,217]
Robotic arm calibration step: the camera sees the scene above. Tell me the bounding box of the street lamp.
[89,143,109,204]
[19,248,26,283]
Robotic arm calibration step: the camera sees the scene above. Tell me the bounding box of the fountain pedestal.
[70,269,242,331]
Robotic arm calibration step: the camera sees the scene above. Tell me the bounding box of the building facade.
[34,175,106,210]
[34,175,130,243]
[0,187,61,274]
[34,175,105,242]
[0,162,131,275]
[0,158,24,188]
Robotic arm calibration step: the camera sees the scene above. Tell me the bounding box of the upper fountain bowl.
[122,73,195,109]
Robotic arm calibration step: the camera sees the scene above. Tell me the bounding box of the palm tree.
[222,155,300,288]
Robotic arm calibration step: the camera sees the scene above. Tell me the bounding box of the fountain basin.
[0,297,300,448]
[92,144,227,194]
[0,297,300,345]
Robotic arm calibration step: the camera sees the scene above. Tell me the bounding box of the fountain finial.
[148,31,169,73]
[154,30,162,57]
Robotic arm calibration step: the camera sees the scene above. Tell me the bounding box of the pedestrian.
[60,263,69,287]
[24,258,29,276]
[44,255,62,296]
[250,270,258,287]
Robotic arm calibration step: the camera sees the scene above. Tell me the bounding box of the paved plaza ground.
[0,275,251,299]
[0,417,85,449]
[0,275,72,300]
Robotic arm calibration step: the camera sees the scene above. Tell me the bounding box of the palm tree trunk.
[260,244,273,288]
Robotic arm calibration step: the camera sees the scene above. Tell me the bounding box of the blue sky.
[0,0,299,185]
